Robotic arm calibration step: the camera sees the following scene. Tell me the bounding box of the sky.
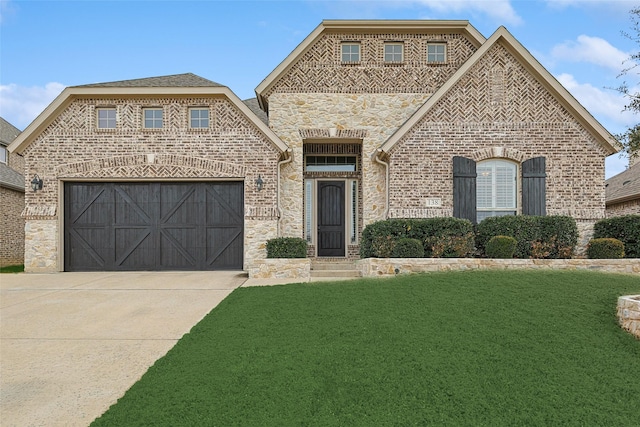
[1,0,638,178]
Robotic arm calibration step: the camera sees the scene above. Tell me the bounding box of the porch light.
[255,175,264,191]
[30,174,43,192]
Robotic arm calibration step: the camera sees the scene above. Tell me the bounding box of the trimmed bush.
[360,217,474,258]
[587,238,625,259]
[391,238,425,258]
[476,215,577,259]
[485,235,517,258]
[593,215,640,258]
[266,237,307,258]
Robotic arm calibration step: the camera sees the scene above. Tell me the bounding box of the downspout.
[277,148,293,235]
[373,148,390,219]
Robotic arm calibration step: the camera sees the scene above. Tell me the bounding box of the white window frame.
[143,108,163,129]
[476,159,517,223]
[427,42,447,63]
[189,108,209,129]
[384,42,403,63]
[97,108,117,129]
[0,146,7,164]
[341,42,361,63]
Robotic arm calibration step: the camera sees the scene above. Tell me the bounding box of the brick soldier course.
[9,21,621,272]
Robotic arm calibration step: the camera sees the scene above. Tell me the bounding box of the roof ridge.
[72,73,225,88]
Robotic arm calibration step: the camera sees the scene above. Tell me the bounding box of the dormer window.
[0,146,7,164]
[341,42,360,63]
[427,42,447,63]
[384,42,403,63]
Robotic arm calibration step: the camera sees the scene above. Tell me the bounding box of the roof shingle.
[605,162,640,205]
[72,73,224,88]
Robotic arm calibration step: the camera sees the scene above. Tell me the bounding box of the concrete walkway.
[0,271,252,427]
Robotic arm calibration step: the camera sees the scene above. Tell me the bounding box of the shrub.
[485,235,517,258]
[587,238,625,259]
[391,238,425,258]
[266,237,307,258]
[360,217,474,258]
[593,215,640,258]
[476,215,577,259]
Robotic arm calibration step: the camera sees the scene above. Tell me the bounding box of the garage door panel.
[67,228,109,270]
[160,227,199,268]
[114,228,155,270]
[65,182,244,271]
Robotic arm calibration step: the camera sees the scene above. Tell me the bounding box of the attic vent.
[623,180,631,186]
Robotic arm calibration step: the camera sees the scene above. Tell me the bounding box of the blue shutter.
[453,156,477,223]
[522,157,546,216]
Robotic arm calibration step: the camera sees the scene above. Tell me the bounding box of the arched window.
[476,159,517,223]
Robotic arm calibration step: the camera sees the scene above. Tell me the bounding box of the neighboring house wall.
[606,200,640,216]
[21,96,281,271]
[0,186,25,266]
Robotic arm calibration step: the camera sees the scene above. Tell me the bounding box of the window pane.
[342,43,360,62]
[476,160,517,223]
[97,108,116,129]
[144,109,163,128]
[0,146,7,163]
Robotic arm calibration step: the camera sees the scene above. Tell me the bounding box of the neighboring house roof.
[243,98,268,125]
[9,73,289,155]
[73,73,224,88]
[606,162,640,205]
[379,26,621,157]
[0,163,25,192]
[255,19,487,111]
[0,117,24,192]
[0,117,21,147]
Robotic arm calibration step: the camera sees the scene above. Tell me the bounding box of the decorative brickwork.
[22,96,283,271]
[265,32,478,99]
[387,42,607,230]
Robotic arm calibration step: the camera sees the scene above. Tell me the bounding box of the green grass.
[0,264,24,273]
[92,270,640,426]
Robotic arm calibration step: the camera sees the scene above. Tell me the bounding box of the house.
[9,20,620,272]
[605,158,640,216]
[0,117,25,267]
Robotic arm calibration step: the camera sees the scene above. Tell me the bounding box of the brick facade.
[388,42,607,222]
[20,95,283,271]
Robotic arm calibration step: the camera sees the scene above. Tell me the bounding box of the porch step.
[310,260,361,279]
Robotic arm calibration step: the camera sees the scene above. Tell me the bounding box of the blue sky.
[0,0,638,178]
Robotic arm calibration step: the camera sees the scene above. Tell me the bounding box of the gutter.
[277,148,293,234]
[373,148,390,219]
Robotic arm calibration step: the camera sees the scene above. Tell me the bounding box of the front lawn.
[92,270,640,426]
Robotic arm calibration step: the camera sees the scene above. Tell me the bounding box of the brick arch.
[56,154,247,179]
[469,147,526,163]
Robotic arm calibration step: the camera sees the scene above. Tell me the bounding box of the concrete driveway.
[0,271,248,427]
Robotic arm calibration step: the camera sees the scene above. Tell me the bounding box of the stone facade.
[20,95,283,271]
[357,258,640,277]
[617,295,640,339]
[0,186,25,266]
[248,258,311,279]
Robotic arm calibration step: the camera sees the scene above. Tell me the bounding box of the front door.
[317,181,345,257]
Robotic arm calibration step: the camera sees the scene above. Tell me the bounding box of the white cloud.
[545,0,636,11]
[414,0,523,26]
[551,35,629,72]
[0,82,65,130]
[556,73,636,130]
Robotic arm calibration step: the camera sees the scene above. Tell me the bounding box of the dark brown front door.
[317,181,345,257]
[64,182,243,271]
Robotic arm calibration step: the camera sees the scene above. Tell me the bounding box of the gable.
[256,20,486,112]
[382,27,620,156]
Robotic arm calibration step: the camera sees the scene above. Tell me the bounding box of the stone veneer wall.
[248,258,311,279]
[0,187,25,266]
[357,258,640,276]
[617,295,640,339]
[269,93,431,239]
[21,96,282,272]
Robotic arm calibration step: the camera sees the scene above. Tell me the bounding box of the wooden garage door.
[64,182,243,271]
